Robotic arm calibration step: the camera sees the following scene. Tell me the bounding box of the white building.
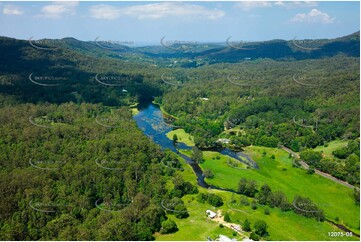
[218,235,237,241]
[206,210,217,219]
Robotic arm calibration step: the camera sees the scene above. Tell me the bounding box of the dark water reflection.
[133,103,257,189]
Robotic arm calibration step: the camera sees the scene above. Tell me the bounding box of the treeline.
[0,101,214,240]
[237,178,325,221]
[299,140,360,185]
[158,57,359,151]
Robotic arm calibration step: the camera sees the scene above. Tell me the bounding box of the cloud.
[274,1,318,9]
[39,1,78,19]
[290,8,335,24]
[3,5,24,15]
[90,4,120,20]
[90,2,225,20]
[235,1,318,11]
[234,1,272,11]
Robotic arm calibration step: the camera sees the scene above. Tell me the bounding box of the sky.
[0,1,359,45]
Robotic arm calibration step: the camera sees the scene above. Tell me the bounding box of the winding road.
[280,145,356,189]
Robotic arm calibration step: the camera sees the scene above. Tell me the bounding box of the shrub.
[160,219,178,234]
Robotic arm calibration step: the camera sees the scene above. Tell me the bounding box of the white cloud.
[290,9,335,24]
[235,1,318,11]
[234,1,272,11]
[90,2,225,20]
[274,1,318,9]
[90,4,120,20]
[39,1,78,19]
[3,5,24,15]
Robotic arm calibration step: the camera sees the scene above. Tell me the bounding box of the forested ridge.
[0,32,359,240]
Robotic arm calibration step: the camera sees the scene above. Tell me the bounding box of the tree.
[307,166,315,175]
[224,212,231,222]
[172,134,178,143]
[300,150,322,166]
[203,169,214,179]
[258,184,272,205]
[353,188,360,205]
[207,194,223,207]
[264,208,270,215]
[192,146,203,164]
[160,219,178,234]
[332,147,351,159]
[254,220,268,237]
[238,178,258,197]
[250,232,260,241]
[174,204,189,219]
[242,219,251,232]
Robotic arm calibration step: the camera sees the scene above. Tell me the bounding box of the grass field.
[225,193,358,241]
[159,129,360,240]
[166,129,195,146]
[156,155,245,241]
[154,192,245,241]
[198,146,360,233]
[156,148,359,240]
[313,140,348,159]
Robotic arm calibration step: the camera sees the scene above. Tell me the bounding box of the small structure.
[230,224,241,233]
[217,138,230,144]
[200,97,209,101]
[206,209,217,219]
[218,235,236,241]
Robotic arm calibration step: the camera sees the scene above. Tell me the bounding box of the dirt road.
[280,145,356,189]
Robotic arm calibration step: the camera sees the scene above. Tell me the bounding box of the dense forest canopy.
[0,32,359,240]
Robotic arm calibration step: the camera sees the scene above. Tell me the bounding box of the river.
[133,102,257,189]
[133,103,359,237]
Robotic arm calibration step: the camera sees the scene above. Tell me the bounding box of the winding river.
[133,103,359,237]
[133,103,257,190]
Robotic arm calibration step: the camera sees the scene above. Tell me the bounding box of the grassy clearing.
[313,140,348,159]
[166,129,195,146]
[160,129,359,240]
[155,192,244,241]
[199,146,360,232]
[130,108,139,115]
[225,193,358,241]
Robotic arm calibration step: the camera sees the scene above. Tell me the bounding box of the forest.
[0,32,359,240]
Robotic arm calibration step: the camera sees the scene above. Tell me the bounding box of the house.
[218,235,237,241]
[206,210,217,219]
